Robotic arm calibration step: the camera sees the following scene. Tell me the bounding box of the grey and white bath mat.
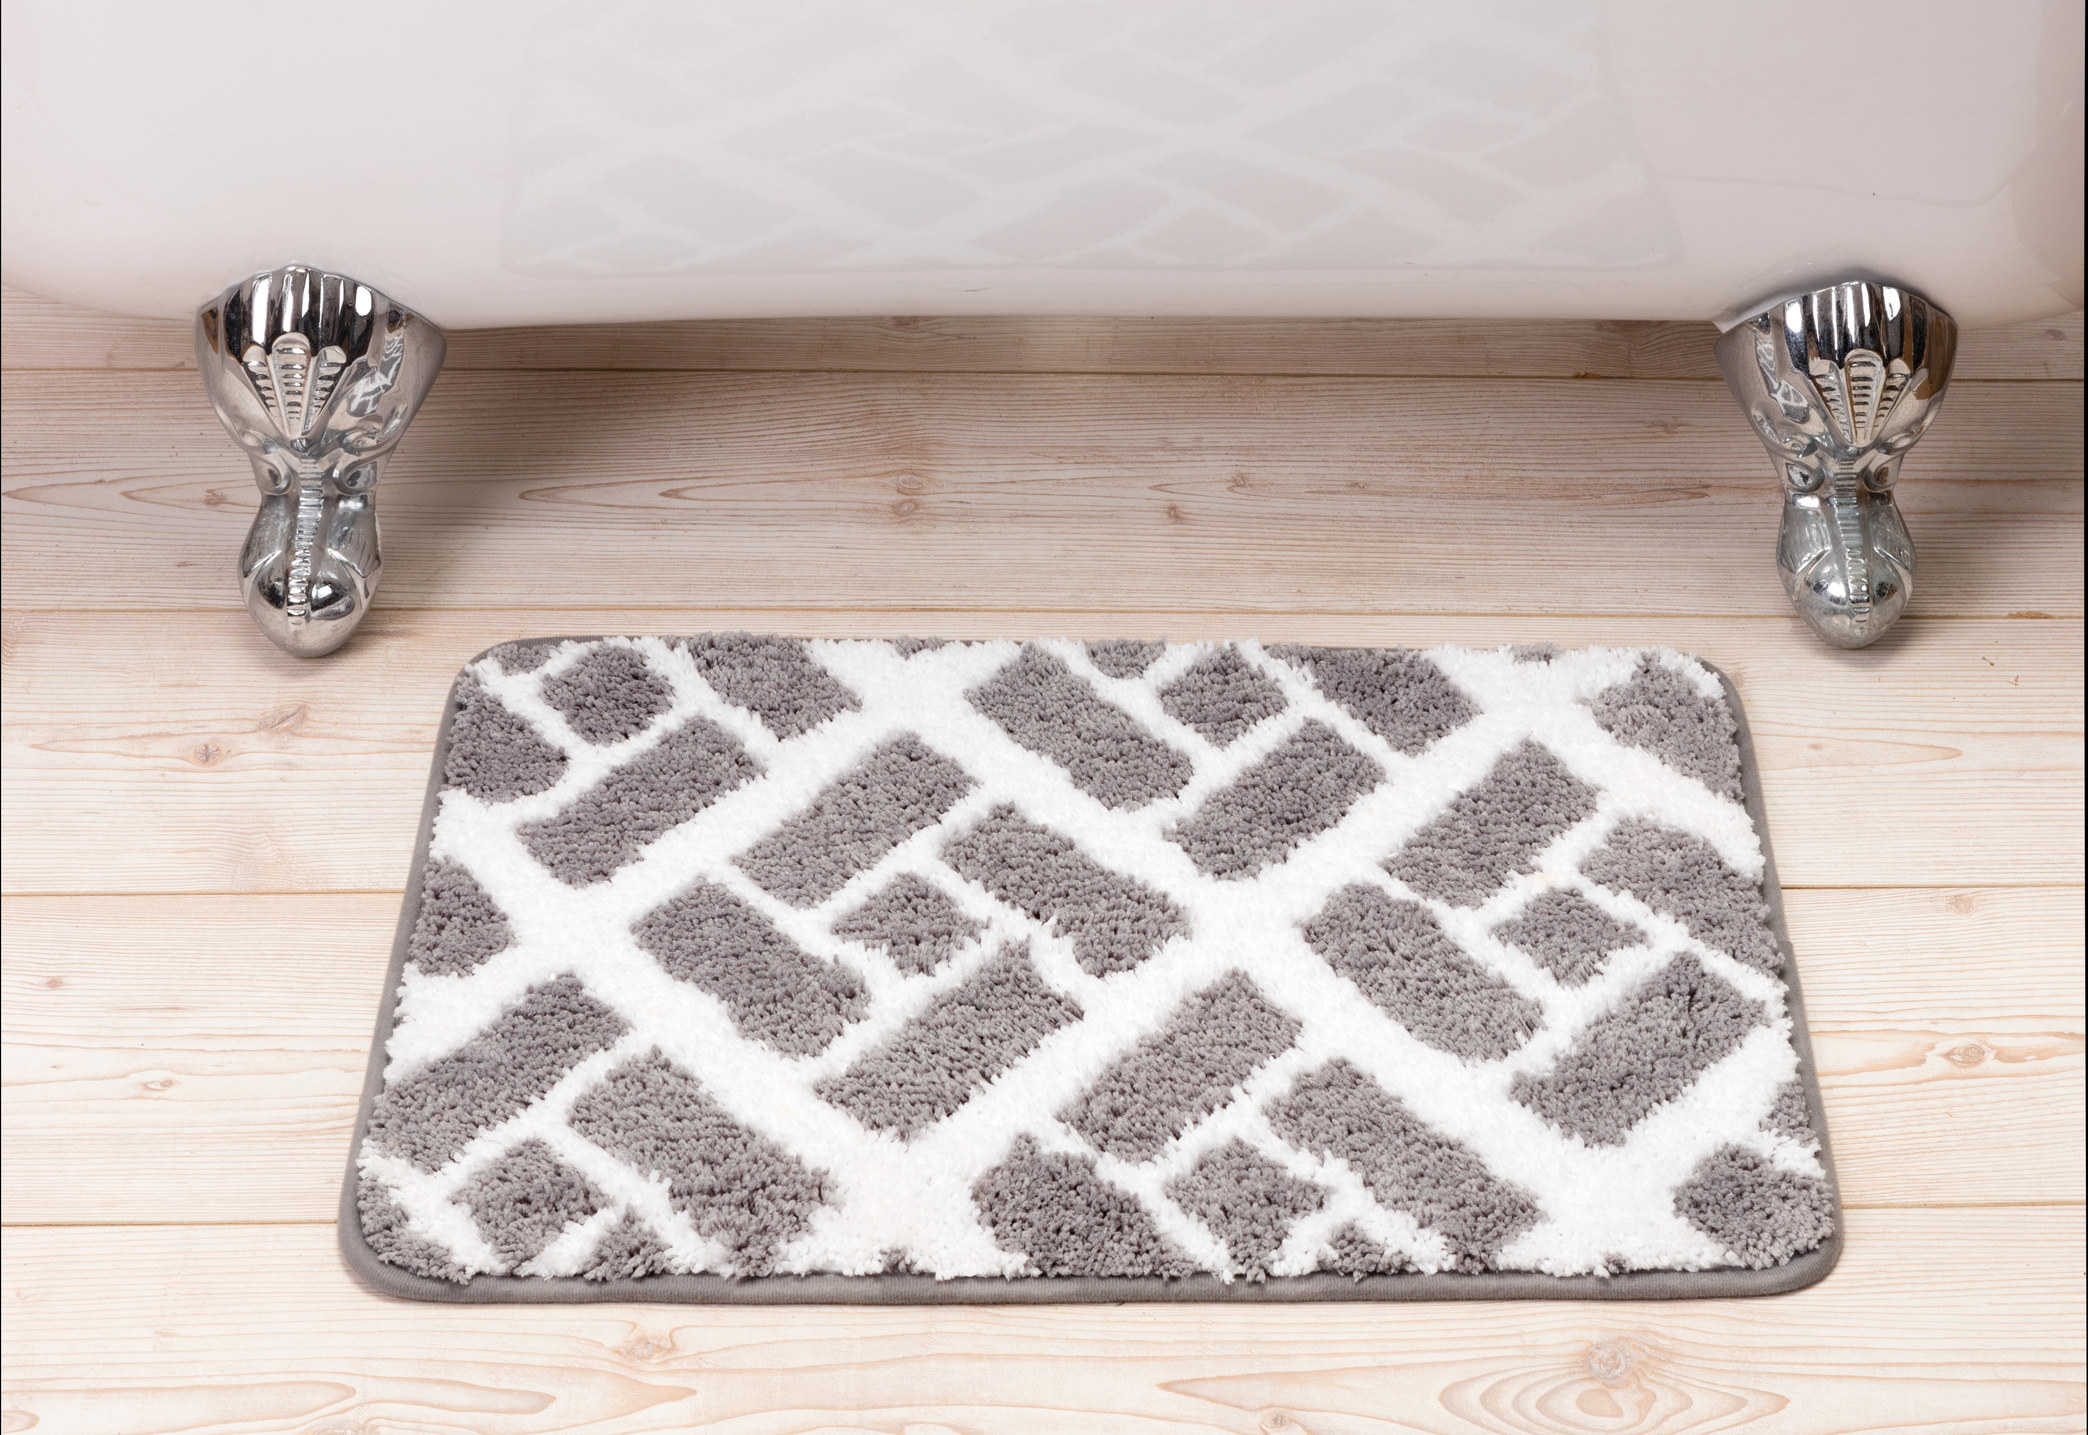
[343,637,1839,1302]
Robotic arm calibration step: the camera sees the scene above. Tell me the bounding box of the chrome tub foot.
[1716,280,1958,649]
[196,266,445,657]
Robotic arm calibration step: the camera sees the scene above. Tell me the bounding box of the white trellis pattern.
[354,638,1832,1285]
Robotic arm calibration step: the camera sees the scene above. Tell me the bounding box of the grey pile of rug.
[344,637,1838,1302]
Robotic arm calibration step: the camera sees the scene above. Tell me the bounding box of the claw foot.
[196,265,444,657]
[1716,280,1957,649]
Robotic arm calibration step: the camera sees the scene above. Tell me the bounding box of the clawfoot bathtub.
[3,0,2079,652]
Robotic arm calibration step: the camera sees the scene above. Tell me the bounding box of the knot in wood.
[1585,1339,1634,1384]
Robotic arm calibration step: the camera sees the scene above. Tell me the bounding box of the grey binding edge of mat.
[338,640,1844,1304]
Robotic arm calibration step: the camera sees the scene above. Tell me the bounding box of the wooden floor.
[2,286,2081,1434]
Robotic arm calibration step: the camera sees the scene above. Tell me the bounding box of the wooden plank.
[3,370,2079,618]
[0,1020,2066,1227]
[1,1211,2081,1435]
[7,888,2057,1045]
[6,284,2081,380]
[4,610,2077,896]
[440,312,2088,383]
[1,895,394,1227]
[1791,887,2088,1028]
[3,886,2078,1225]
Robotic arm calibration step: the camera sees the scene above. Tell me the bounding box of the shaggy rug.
[343,637,1838,1302]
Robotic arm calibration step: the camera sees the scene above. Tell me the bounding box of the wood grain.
[7,284,2082,380]
[2,290,2080,1434]
[3,369,2080,618]
[1,1210,2082,1435]
[4,886,2077,1226]
[5,611,2078,895]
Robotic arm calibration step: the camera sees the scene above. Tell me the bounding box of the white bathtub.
[2,0,2080,329]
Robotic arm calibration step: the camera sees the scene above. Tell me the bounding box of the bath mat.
[342,637,1839,1302]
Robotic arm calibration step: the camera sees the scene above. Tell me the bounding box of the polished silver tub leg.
[195,266,445,657]
[1715,280,1958,649]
